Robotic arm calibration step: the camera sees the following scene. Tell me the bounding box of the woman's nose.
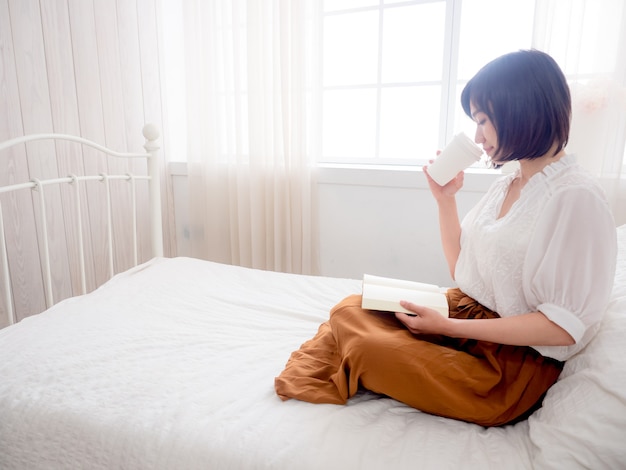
[474,127,484,144]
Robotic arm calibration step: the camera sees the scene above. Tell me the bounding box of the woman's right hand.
[424,155,465,201]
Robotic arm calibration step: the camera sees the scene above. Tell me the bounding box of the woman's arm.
[437,198,461,280]
[424,166,463,279]
[396,302,575,347]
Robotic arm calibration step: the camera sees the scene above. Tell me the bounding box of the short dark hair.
[461,49,571,162]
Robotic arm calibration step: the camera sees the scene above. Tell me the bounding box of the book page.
[362,274,441,293]
[361,283,449,317]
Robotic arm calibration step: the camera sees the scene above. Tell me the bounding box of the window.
[162,0,625,174]
[320,0,535,165]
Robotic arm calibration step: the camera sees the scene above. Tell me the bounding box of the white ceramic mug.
[427,133,483,186]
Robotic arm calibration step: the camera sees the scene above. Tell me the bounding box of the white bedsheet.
[1,226,625,469]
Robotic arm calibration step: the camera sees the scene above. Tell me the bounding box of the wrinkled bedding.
[1,226,625,470]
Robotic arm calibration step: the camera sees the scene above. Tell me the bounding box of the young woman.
[275,50,617,427]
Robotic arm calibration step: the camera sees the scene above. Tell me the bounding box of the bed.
[0,129,625,470]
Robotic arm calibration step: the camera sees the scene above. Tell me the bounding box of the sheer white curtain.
[175,0,320,274]
[534,0,626,225]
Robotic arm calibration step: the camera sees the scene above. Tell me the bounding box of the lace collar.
[509,154,576,191]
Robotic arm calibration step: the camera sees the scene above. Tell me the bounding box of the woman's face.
[470,102,498,158]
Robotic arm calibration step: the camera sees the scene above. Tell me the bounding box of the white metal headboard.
[0,124,163,325]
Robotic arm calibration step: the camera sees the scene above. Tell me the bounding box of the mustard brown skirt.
[274,288,563,427]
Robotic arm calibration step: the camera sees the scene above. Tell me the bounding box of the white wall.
[171,163,498,287]
[316,166,497,286]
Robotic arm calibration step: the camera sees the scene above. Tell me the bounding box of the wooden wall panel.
[40,0,96,295]
[116,0,153,262]
[93,0,135,273]
[0,0,46,324]
[0,0,169,328]
[7,0,73,318]
[67,0,111,289]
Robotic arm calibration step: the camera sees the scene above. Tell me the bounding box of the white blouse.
[455,155,617,361]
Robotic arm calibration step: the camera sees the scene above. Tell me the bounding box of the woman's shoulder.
[546,155,607,198]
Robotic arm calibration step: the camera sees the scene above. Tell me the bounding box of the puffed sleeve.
[522,185,617,361]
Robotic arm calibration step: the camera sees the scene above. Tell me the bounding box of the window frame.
[318,0,468,166]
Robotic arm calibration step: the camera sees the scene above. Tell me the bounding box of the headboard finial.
[142,123,160,142]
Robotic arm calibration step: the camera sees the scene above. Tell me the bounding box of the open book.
[361,274,449,318]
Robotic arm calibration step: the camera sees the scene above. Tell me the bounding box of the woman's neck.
[517,147,566,186]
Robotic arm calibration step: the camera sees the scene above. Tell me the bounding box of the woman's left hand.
[395,301,449,335]
[397,301,577,346]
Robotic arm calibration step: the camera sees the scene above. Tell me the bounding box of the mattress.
[1,225,625,469]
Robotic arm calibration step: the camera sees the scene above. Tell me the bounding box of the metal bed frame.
[0,124,163,325]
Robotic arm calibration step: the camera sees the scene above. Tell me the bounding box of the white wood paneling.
[0,0,46,325]
[115,0,152,262]
[11,0,75,303]
[0,0,169,327]
[68,0,115,288]
[93,0,136,274]
[40,0,96,295]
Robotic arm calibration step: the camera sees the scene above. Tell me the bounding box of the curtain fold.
[181,0,320,274]
[534,0,626,225]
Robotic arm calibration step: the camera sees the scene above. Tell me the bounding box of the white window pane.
[452,85,474,138]
[323,89,378,160]
[324,0,378,13]
[382,3,446,83]
[324,10,379,86]
[457,0,534,80]
[379,86,441,160]
[455,105,478,149]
